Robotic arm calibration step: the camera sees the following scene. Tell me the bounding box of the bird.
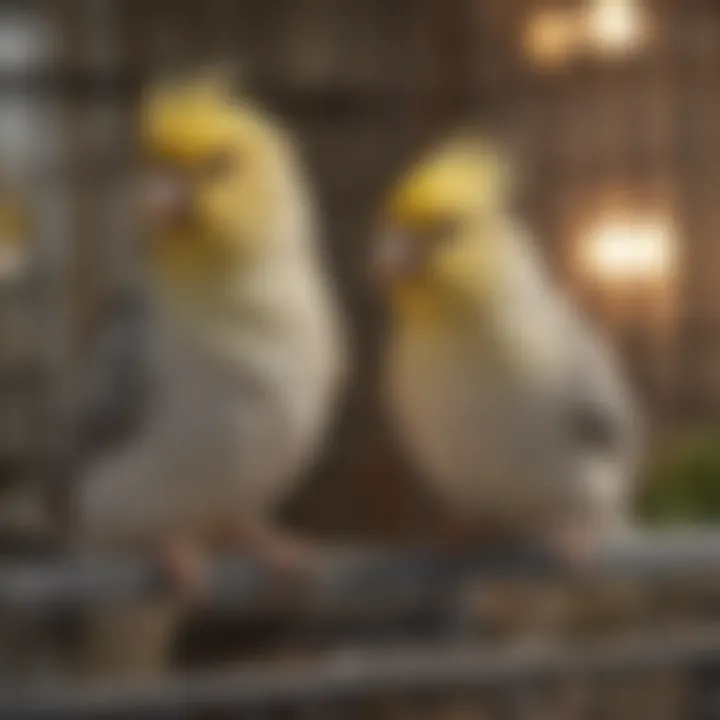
[72,69,346,679]
[373,133,642,565]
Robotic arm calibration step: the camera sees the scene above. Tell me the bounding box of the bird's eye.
[201,151,237,181]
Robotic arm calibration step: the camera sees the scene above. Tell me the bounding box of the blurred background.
[0,0,718,715]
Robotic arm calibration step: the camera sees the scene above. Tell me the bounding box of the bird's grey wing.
[75,289,151,457]
[33,289,154,532]
[561,305,644,529]
[566,310,642,463]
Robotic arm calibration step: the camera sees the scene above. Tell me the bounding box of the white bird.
[73,71,346,679]
[374,135,642,558]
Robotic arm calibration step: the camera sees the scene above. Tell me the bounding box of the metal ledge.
[1,628,719,719]
[0,529,719,613]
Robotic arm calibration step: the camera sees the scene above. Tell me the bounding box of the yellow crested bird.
[74,71,346,678]
[374,135,642,558]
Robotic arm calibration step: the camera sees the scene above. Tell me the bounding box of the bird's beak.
[142,172,193,228]
[371,227,422,287]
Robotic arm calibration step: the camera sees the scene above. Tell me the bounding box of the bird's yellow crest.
[375,135,515,325]
[140,69,290,291]
[386,136,514,231]
[141,70,241,163]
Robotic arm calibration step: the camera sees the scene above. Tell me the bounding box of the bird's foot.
[154,535,207,601]
[229,520,319,594]
[545,520,600,572]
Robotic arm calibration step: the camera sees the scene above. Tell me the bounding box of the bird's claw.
[546,521,599,572]
[154,536,207,601]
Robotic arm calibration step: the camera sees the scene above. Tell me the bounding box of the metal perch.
[0,627,719,719]
[0,529,718,614]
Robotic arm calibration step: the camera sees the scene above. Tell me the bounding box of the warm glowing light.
[523,9,578,69]
[580,216,675,282]
[585,0,647,55]
[524,0,649,68]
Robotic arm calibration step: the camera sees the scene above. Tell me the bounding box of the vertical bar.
[80,0,125,304]
[2,3,71,529]
[669,0,704,423]
[352,0,436,540]
[47,0,125,528]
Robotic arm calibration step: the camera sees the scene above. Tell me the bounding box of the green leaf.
[636,430,720,525]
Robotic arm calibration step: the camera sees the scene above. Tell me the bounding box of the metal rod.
[0,529,719,613]
[1,627,719,719]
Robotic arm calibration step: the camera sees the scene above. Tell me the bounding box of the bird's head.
[140,70,290,289]
[373,135,515,324]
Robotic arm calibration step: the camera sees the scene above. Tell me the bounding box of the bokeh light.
[579,214,675,283]
[584,0,648,56]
